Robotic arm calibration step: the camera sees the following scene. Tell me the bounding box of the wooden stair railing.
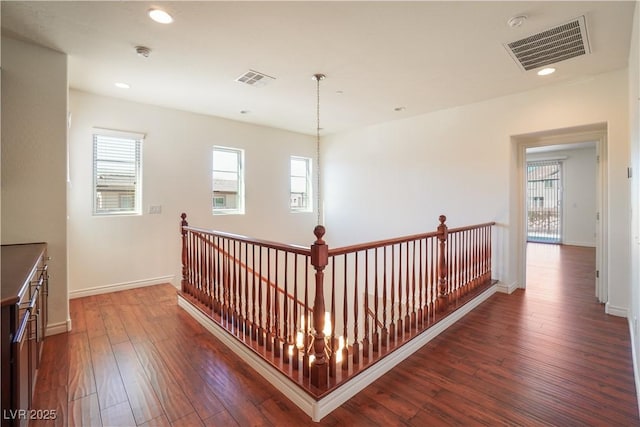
[180,213,496,396]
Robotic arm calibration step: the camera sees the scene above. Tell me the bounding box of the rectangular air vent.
[505,15,591,71]
[235,69,275,87]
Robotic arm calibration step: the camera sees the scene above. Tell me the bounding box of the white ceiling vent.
[235,70,275,87]
[505,16,591,71]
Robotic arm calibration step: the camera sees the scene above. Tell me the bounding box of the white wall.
[628,0,640,404]
[322,69,629,310]
[1,37,69,333]
[68,90,317,296]
[527,146,598,247]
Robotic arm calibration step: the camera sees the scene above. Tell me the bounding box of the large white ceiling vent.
[505,16,591,71]
[235,69,275,87]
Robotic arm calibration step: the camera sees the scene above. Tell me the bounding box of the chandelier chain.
[313,74,325,225]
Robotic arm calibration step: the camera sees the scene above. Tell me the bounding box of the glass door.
[527,160,562,243]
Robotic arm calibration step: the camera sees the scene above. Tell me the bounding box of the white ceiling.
[1,1,635,136]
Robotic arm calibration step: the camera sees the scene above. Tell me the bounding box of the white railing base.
[178,284,497,422]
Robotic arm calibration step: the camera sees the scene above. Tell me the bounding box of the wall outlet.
[149,205,162,214]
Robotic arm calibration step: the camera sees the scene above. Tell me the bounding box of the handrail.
[327,221,496,256]
[184,225,310,255]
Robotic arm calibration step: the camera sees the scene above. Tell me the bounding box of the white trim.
[496,281,519,294]
[92,127,145,140]
[45,319,71,336]
[628,317,640,418]
[605,302,628,317]
[69,275,174,299]
[563,240,596,248]
[179,284,497,421]
[512,126,607,305]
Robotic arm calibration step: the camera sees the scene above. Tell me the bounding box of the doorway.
[512,124,607,304]
[526,159,563,244]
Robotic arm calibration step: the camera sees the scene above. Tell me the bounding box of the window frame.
[290,156,313,213]
[212,145,245,215]
[92,129,144,216]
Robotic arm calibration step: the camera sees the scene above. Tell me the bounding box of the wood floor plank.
[99,303,130,345]
[30,386,68,427]
[132,340,198,422]
[100,401,136,427]
[112,341,165,425]
[67,332,96,401]
[88,334,129,410]
[31,246,639,425]
[68,393,101,427]
[202,410,241,427]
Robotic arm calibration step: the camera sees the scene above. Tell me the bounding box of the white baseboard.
[606,302,628,317]
[69,275,175,299]
[496,281,519,294]
[627,317,640,419]
[563,241,596,248]
[45,319,71,336]
[179,284,497,421]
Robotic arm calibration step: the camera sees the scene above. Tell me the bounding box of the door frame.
[512,124,607,302]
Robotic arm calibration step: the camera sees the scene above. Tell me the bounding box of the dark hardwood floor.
[31,243,639,426]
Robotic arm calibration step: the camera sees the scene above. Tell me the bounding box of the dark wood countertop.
[1,243,46,306]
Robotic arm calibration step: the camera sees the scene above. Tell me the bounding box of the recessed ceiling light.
[148,8,173,24]
[537,67,556,76]
[114,82,130,89]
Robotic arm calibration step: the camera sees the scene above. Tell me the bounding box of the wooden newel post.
[310,225,329,389]
[180,213,189,293]
[437,215,449,312]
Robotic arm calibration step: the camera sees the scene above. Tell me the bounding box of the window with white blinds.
[93,132,143,215]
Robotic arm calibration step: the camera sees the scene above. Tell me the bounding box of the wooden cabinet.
[1,243,48,427]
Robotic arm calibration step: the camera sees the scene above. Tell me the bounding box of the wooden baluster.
[397,243,403,336]
[381,246,388,348]
[418,239,423,327]
[233,241,239,329]
[251,245,257,340]
[273,250,281,357]
[303,259,310,378]
[206,234,212,309]
[363,250,370,359]
[180,213,188,293]
[342,253,349,371]
[431,236,437,314]
[258,246,264,346]
[329,256,336,377]
[390,245,396,341]
[310,226,329,389]
[437,215,449,312]
[373,248,379,353]
[283,252,289,362]
[266,249,273,351]
[244,242,250,333]
[352,252,360,365]
[201,235,206,306]
[411,240,417,329]
[189,232,198,299]
[292,255,299,370]
[404,241,410,332]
